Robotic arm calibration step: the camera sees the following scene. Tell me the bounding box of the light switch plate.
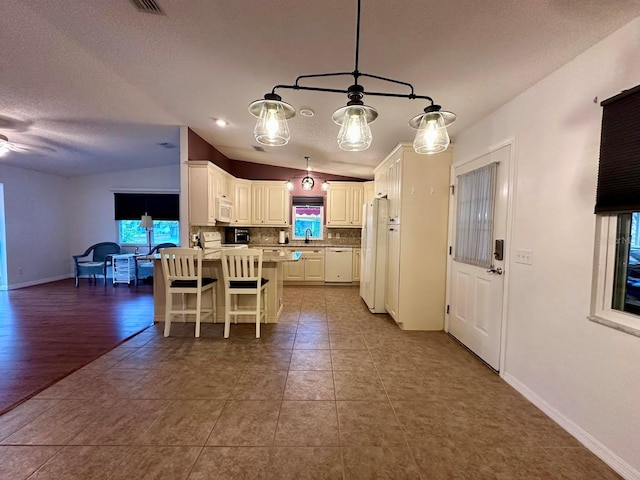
[515,249,533,265]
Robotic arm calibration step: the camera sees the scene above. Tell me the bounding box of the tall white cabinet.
[374,143,451,330]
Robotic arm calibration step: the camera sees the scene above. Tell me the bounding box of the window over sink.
[292,206,323,241]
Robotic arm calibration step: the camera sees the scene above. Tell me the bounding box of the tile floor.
[0,286,622,479]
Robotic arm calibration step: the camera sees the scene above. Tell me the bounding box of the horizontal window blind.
[292,196,324,206]
[114,193,179,220]
[595,84,640,213]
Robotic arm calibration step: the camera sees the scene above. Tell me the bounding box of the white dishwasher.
[325,247,353,282]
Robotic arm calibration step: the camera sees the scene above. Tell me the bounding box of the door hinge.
[449,246,452,255]
[450,185,455,195]
[446,305,450,314]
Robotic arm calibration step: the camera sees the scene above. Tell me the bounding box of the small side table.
[112,254,137,286]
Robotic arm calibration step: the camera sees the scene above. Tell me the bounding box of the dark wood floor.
[0,278,154,415]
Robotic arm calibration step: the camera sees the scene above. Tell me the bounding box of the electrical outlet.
[336,232,340,238]
[328,232,332,239]
[515,249,533,265]
[18,267,23,275]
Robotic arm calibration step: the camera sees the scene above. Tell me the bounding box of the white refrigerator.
[360,197,389,313]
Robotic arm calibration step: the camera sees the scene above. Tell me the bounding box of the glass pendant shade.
[336,106,372,151]
[321,180,329,191]
[412,112,450,154]
[301,176,315,191]
[254,102,290,146]
[286,180,294,191]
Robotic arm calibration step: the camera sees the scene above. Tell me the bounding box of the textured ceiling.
[1,0,640,178]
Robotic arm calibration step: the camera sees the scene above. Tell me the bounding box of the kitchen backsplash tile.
[249,227,361,246]
[187,226,361,247]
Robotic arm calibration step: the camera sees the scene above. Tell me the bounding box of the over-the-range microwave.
[216,197,233,223]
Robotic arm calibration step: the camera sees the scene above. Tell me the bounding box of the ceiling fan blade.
[0,135,55,156]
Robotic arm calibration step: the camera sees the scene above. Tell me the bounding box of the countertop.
[249,243,361,248]
[149,250,302,262]
[202,250,302,262]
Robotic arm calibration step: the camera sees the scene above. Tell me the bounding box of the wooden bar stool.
[160,248,217,337]
[220,248,269,338]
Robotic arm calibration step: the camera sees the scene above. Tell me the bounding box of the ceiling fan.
[0,133,50,157]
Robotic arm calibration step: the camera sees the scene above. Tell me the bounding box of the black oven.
[225,227,250,244]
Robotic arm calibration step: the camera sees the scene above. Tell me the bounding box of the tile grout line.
[367,327,426,480]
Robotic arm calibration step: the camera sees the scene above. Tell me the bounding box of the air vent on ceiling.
[129,0,165,15]
[252,146,266,152]
[157,142,176,149]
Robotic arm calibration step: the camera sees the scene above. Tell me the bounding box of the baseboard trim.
[502,372,639,480]
[8,274,73,290]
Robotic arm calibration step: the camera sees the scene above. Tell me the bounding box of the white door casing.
[447,144,511,371]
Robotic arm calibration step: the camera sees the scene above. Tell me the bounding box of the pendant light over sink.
[301,156,315,191]
[248,0,455,153]
[286,156,329,192]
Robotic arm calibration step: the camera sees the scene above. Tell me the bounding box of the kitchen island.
[150,249,302,325]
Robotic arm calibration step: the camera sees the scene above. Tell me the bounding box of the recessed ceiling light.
[299,108,315,118]
[214,118,228,127]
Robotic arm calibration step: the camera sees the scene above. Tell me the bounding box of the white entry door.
[448,145,510,371]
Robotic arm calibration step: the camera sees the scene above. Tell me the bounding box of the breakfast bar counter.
[151,249,301,324]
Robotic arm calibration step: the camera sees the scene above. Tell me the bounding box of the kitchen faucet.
[304,228,312,243]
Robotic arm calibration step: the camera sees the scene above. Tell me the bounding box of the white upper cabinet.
[326,182,365,227]
[372,150,402,223]
[374,166,389,198]
[232,179,252,225]
[363,181,375,205]
[188,161,217,226]
[215,169,232,199]
[251,181,290,226]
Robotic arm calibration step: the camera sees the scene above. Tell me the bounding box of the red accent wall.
[187,128,367,192]
[187,129,232,171]
[228,159,364,183]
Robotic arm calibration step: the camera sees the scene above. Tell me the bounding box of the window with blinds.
[590,84,640,334]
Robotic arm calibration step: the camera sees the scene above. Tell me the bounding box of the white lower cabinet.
[283,254,305,281]
[284,248,325,283]
[304,250,325,281]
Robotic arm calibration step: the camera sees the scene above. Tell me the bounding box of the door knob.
[486,267,503,275]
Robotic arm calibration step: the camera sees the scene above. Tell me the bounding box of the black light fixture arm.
[267,0,436,106]
[271,81,434,104]
[251,0,454,153]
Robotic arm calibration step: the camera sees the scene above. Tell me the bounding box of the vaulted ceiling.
[2,0,640,178]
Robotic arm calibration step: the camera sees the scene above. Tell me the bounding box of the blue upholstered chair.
[73,242,121,287]
[135,242,177,285]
